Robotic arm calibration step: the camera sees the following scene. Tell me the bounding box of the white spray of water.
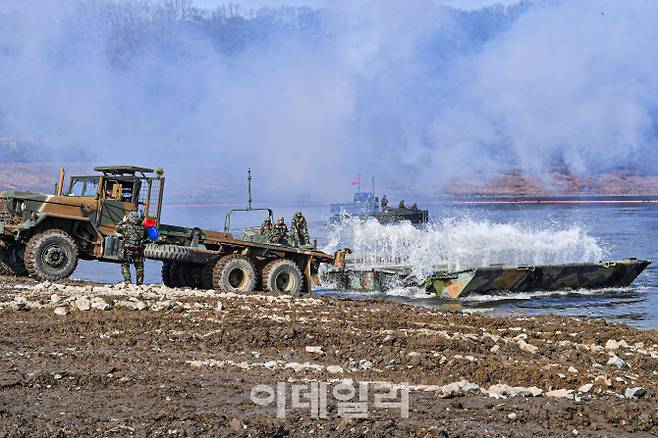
[324,217,606,279]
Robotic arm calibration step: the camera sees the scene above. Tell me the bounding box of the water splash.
[324,217,606,278]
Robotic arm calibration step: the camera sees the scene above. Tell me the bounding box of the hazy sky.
[192,0,524,11]
[3,0,658,200]
[193,0,324,8]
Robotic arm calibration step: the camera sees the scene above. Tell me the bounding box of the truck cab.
[0,165,165,280]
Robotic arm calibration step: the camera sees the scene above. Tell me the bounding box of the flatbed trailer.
[145,222,341,295]
[144,170,346,295]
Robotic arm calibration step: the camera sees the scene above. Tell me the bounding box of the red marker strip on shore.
[454,199,658,205]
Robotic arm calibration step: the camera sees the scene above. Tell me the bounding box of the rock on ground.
[0,275,657,436]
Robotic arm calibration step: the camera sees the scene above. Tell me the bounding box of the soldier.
[399,200,406,209]
[381,195,389,209]
[116,211,146,285]
[259,217,273,237]
[411,202,418,210]
[270,217,289,244]
[290,210,310,247]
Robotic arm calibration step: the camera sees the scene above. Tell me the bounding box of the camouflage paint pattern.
[0,166,164,262]
[0,165,342,292]
[322,267,416,292]
[425,259,651,298]
[331,207,429,225]
[323,259,651,298]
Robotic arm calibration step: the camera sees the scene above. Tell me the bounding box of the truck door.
[96,178,140,260]
[96,178,138,234]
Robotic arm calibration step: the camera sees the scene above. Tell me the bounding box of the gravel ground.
[1,275,657,437]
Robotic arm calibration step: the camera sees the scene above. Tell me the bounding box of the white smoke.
[324,217,606,278]
[0,0,657,201]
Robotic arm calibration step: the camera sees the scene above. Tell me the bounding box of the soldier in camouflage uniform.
[116,211,146,285]
[290,210,310,247]
[381,195,389,210]
[259,217,273,237]
[270,217,289,244]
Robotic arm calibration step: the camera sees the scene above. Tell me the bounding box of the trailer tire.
[145,244,196,263]
[176,263,203,289]
[201,257,219,289]
[162,262,175,287]
[262,259,303,296]
[25,229,78,281]
[213,255,256,293]
[0,243,27,276]
[169,262,195,288]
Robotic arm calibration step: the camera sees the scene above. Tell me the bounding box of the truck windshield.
[68,177,100,197]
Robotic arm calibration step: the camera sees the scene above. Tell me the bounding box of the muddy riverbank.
[1,276,657,436]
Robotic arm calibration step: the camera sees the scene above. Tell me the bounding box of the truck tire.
[162,262,175,287]
[145,244,196,263]
[25,229,78,280]
[175,263,202,289]
[212,255,256,293]
[168,263,187,288]
[189,265,204,289]
[262,259,303,295]
[201,257,219,289]
[0,243,28,276]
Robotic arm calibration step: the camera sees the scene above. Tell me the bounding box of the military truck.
[0,166,164,280]
[0,166,343,295]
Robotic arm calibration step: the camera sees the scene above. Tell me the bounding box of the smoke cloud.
[0,0,657,201]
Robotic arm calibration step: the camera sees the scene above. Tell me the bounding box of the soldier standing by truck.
[116,211,146,285]
[270,217,289,244]
[259,217,273,238]
[290,211,310,247]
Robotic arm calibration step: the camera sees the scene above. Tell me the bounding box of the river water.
[74,203,658,329]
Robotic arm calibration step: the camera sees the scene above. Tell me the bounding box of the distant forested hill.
[0,0,537,164]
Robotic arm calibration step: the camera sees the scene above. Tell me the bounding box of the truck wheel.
[262,259,303,295]
[201,257,219,289]
[168,263,187,288]
[176,263,201,289]
[25,230,78,280]
[144,244,196,263]
[162,262,175,287]
[189,265,204,289]
[212,255,256,293]
[0,243,27,276]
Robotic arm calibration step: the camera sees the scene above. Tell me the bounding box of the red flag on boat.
[351,176,361,186]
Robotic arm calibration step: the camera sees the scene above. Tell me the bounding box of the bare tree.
[160,0,192,22]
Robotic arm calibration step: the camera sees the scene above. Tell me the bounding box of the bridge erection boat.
[322,257,651,299]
